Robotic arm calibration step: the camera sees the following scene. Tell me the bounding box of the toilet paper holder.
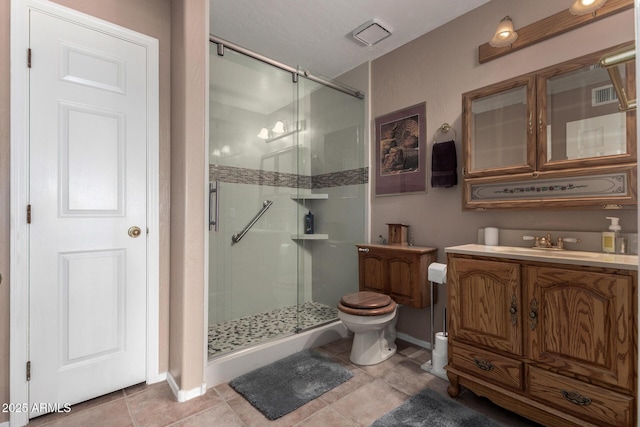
[422,262,448,380]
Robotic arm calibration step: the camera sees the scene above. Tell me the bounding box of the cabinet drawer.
[451,342,523,390]
[529,365,633,427]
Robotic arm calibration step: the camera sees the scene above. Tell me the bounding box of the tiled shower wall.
[208,165,368,325]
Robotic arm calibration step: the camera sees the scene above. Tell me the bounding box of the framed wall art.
[374,102,426,196]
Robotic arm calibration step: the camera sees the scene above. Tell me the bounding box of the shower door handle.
[209,181,219,231]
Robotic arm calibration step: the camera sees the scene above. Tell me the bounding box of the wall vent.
[592,85,618,107]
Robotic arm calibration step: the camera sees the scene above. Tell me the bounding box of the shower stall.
[207,37,366,361]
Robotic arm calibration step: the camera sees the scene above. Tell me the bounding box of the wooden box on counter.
[356,244,437,309]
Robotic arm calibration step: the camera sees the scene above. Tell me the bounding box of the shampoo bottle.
[602,216,621,253]
[304,210,314,234]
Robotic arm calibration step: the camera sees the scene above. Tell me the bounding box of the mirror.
[600,45,636,111]
[544,61,627,162]
[471,85,529,170]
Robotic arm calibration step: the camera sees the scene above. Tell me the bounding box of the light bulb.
[257,128,269,139]
[272,120,285,134]
[569,0,607,15]
[489,16,518,48]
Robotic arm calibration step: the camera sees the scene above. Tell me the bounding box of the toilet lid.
[340,291,392,309]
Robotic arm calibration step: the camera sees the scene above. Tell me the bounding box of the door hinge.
[27,48,31,68]
[27,204,31,224]
[26,361,31,381]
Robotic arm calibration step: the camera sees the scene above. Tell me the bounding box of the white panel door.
[28,9,148,413]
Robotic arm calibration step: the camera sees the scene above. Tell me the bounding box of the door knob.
[128,226,142,238]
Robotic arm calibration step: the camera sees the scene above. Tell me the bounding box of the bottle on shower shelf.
[304,210,314,234]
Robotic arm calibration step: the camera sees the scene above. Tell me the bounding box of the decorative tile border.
[470,172,628,201]
[210,165,368,189]
[312,168,368,188]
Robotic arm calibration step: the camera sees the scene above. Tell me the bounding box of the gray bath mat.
[370,387,503,427]
[229,349,353,420]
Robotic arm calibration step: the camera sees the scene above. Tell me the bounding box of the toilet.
[338,291,398,365]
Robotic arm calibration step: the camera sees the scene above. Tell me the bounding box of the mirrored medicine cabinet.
[462,41,637,210]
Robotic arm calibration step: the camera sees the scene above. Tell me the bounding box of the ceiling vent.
[352,20,392,46]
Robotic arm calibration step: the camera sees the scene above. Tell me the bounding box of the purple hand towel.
[431,140,457,187]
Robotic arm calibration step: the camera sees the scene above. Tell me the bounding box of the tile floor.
[28,337,541,427]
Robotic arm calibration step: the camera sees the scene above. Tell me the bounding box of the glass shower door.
[208,46,300,358]
[294,71,366,333]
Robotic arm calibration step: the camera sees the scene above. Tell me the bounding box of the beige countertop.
[446,244,638,271]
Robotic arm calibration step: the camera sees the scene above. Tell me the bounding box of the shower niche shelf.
[290,193,328,201]
[291,193,329,240]
[290,233,329,240]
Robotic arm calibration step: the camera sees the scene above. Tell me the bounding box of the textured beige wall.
[169,0,207,391]
[0,0,171,416]
[370,0,637,340]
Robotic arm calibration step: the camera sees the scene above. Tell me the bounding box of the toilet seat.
[338,291,396,316]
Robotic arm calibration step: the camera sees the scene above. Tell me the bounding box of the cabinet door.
[526,266,634,390]
[388,253,420,306]
[358,250,387,293]
[449,257,522,355]
[462,75,536,178]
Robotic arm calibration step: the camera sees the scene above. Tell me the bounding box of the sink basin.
[488,246,601,259]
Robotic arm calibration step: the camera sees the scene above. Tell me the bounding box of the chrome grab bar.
[232,200,273,243]
[209,181,219,232]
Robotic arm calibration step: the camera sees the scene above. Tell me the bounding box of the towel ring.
[433,123,456,143]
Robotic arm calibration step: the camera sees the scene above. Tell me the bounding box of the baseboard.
[396,332,431,350]
[148,371,167,384]
[167,372,207,402]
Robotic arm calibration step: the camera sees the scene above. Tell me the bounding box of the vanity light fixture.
[258,120,306,143]
[257,119,288,140]
[489,16,518,48]
[211,145,232,157]
[569,0,608,16]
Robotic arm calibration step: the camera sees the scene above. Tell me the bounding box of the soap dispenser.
[602,216,621,253]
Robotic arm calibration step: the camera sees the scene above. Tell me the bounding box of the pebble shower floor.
[207,301,339,358]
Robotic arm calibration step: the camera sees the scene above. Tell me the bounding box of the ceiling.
[209,0,491,79]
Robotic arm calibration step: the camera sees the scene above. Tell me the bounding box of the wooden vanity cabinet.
[447,253,637,427]
[356,244,437,309]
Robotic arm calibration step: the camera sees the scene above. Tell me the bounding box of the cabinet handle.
[510,295,517,326]
[358,247,370,253]
[529,298,538,330]
[562,390,592,406]
[528,112,533,134]
[538,111,543,133]
[473,358,495,371]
